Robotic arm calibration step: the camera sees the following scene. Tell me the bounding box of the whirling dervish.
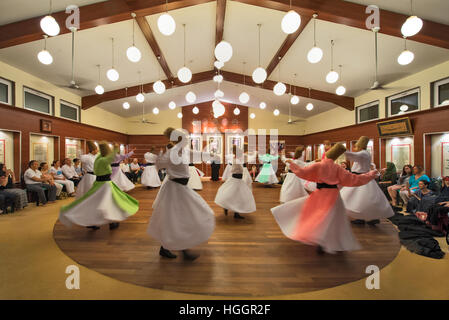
[255,151,279,185]
[75,141,98,199]
[111,147,136,192]
[279,146,309,203]
[141,147,162,189]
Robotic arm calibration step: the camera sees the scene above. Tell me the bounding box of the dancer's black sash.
[111,163,120,167]
[143,163,154,167]
[316,182,337,189]
[189,163,195,167]
[170,177,189,185]
[288,170,293,173]
[232,173,243,179]
[243,163,247,167]
[96,174,111,182]
[87,171,94,175]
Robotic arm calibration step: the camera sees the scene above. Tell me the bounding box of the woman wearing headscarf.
[378,162,398,198]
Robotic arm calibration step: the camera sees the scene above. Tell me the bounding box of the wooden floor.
[53,180,401,297]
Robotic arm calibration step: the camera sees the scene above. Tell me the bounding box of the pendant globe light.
[215,41,233,63]
[168,101,176,109]
[234,107,240,115]
[401,0,423,37]
[126,13,142,63]
[186,91,196,103]
[37,35,53,65]
[40,0,60,37]
[136,72,145,103]
[94,65,104,95]
[177,24,192,83]
[252,24,267,84]
[290,74,300,104]
[250,112,256,119]
[158,0,176,36]
[153,107,160,115]
[306,88,314,111]
[106,38,119,82]
[123,88,130,109]
[273,59,286,96]
[192,106,199,114]
[214,89,224,98]
[153,62,166,94]
[273,109,280,116]
[259,102,267,109]
[281,0,301,34]
[307,14,323,64]
[335,65,346,96]
[397,37,415,66]
[213,74,223,83]
[239,62,250,104]
[214,60,224,70]
[177,112,183,118]
[326,40,339,84]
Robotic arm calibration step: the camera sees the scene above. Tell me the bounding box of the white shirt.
[144,152,158,164]
[120,163,130,173]
[80,153,97,173]
[156,147,190,179]
[345,150,371,173]
[24,168,42,185]
[130,163,141,171]
[62,164,79,179]
[50,166,65,179]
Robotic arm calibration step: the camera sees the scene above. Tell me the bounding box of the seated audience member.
[340,161,351,171]
[39,162,63,197]
[406,180,435,214]
[427,177,449,232]
[120,159,133,181]
[24,160,57,206]
[129,158,142,183]
[73,158,83,177]
[50,160,76,197]
[0,173,19,213]
[388,164,412,206]
[399,165,430,207]
[378,162,398,197]
[0,163,28,210]
[61,158,81,186]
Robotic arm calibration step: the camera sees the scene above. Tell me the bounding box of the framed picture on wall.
[226,134,243,155]
[206,135,223,156]
[33,142,48,163]
[40,119,52,133]
[441,142,449,177]
[305,146,312,161]
[65,143,78,160]
[0,139,5,164]
[391,144,411,171]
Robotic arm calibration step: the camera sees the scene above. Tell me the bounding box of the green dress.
[256,154,279,184]
[59,148,139,227]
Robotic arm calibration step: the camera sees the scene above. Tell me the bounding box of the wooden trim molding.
[215,0,227,46]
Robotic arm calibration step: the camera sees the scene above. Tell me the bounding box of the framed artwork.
[316,144,325,160]
[206,135,223,156]
[0,139,5,164]
[269,140,285,154]
[40,119,52,133]
[391,144,411,171]
[226,134,243,155]
[305,146,312,161]
[33,142,48,163]
[441,142,449,177]
[65,143,78,160]
[189,135,202,152]
[377,117,413,137]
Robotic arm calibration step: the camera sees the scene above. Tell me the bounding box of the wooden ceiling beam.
[134,16,174,81]
[81,70,216,109]
[233,0,449,49]
[265,16,311,78]
[0,0,215,49]
[215,0,227,46]
[220,70,354,110]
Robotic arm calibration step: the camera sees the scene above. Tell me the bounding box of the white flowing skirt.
[188,166,203,190]
[222,164,232,180]
[147,179,215,250]
[243,167,252,189]
[141,165,161,187]
[215,177,256,213]
[340,179,394,221]
[280,172,308,203]
[255,166,279,184]
[60,183,130,227]
[271,195,361,254]
[112,169,135,192]
[75,173,96,199]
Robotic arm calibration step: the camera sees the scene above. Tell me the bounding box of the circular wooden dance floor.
[54,181,401,297]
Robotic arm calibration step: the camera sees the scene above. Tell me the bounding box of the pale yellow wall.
[125,108,182,135]
[0,59,127,134]
[248,108,306,136]
[304,59,449,135]
[0,130,14,171]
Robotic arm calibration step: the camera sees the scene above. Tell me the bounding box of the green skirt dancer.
[255,154,279,184]
[59,144,139,227]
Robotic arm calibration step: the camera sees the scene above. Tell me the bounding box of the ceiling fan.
[60,27,90,92]
[129,101,158,125]
[287,99,305,125]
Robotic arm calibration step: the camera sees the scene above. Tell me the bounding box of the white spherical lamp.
[214,60,224,69]
[126,46,141,63]
[37,50,53,65]
[307,46,323,64]
[281,10,301,34]
[157,13,176,36]
[400,104,409,112]
[185,91,196,103]
[397,50,415,66]
[213,74,223,83]
[233,107,240,115]
[95,84,104,95]
[401,16,423,37]
[239,92,250,104]
[152,80,166,94]
[177,66,192,83]
[306,102,314,111]
[336,85,346,96]
[153,107,160,114]
[168,101,176,109]
[273,82,286,96]
[214,41,233,63]
[273,109,280,116]
[214,89,224,98]
[326,70,339,84]
[290,95,300,105]
[250,112,256,119]
[259,102,266,109]
[252,67,267,84]
[107,68,119,82]
[122,102,130,109]
[177,112,183,119]
[192,106,199,114]
[40,15,60,36]
[136,93,145,103]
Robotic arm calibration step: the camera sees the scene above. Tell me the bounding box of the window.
[23,87,53,115]
[0,77,13,105]
[387,88,420,117]
[433,77,449,107]
[60,100,80,122]
[356,101,379,123]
